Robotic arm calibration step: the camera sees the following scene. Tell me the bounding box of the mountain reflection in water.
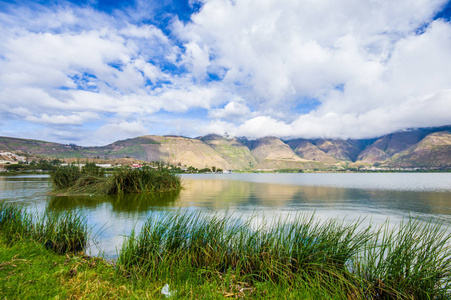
[48,191,179,214]
[1,173,450,257]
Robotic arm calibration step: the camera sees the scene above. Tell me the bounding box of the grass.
[0,237,165,299]
[0,202,87,254]
[50,165,182,195]
[1,203,450,299]
[117,211,451,299]
[108,168,182,194]
[355,218,451,299]
[0,237,359,299]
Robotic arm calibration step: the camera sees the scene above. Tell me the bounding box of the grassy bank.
[118,212,451,299]
[0,202,87,254]
[50,164,182,195]
[0,238,168,299]
[0,237,357,299]
[1,203,450,299]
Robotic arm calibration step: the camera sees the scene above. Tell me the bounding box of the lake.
[1,173,450,258]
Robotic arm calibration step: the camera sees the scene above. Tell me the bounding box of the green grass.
[50,165,182,195]
[112,144,147,160]
[0,238,166,299]
[0,202,87,254]
[117,212,368,297]
[0,204,355,299]
[0,237,358,299]
[355,218,451,299]
[108,168,182,194]
[117,211,451,299]
[1,204,450,299]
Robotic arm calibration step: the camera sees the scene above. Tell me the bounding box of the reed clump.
[50,165,82,190]
[0,202,87,254]
[117,211,451,299]
[108,168,182,194]
[356,218,451,299]
[50,165,182,195]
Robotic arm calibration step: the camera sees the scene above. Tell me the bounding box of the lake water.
[1,173,450,258]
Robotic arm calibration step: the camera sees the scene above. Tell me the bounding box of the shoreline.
[1,204,450,299]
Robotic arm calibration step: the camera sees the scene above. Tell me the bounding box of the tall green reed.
[118,212,369,289]
[356,218,451,299]
[117,211,451,299]
[50,165,82,190]
[36,210,88,254]
[108,167,182,194]
[50,166,182,195]
[0,202,34,243]
[0,202,88,254]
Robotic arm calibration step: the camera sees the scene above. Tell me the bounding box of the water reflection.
[178,179,451,221]
[47,192,180,214]
[1,174,451,258]
[0,175,49,204]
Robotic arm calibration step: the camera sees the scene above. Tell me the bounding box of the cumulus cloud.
[92,121,149,145]
[0,0,450,145]
[0,2,222,144]
[208,99,251,122]
[175,0,451,139]
[25,112,98,125]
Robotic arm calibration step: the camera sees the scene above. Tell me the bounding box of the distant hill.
[243,137,323,170]
[199,134,257,170]
[0,137,84,158]
[1,125,450,170]
[389,131,451,168]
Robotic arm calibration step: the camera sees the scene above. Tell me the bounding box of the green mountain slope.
[357,130,428,164]
[389,131,451,167]
[244,137,324,170]
[1,125,450,170]
[94,135,234,170]
[199,134,257,170]
[0,137,84,158]
[287,139,338,164]
[311,139,369,162]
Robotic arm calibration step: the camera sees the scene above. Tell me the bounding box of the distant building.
[0,151,26,162]
[96,164,112,168]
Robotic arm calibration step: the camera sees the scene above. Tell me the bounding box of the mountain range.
[1,125,450,170]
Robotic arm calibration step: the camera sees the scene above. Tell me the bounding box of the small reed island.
[50,163,182,195]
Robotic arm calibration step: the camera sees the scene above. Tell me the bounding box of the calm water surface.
[1,173,450,258]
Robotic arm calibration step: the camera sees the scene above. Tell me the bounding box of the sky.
[0,0,451,146]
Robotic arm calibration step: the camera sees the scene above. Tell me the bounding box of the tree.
[198,168,211,173]
[187,166,197,173]
[82,163,104,177]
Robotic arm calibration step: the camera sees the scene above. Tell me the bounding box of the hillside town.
[0,148,447,174]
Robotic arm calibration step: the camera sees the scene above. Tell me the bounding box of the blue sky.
[1,0,451,146]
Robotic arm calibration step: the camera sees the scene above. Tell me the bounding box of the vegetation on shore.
[50,164,182,195]
[2,158,63,172]
[0,202,87,254]
[1,202,450,299]
[118,211,451,299]
[0,238,149,299]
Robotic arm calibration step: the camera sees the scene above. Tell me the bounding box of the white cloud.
[0,0,450,145]
[208,99,251,122]
[236,116,294,138]
[92,121,149,146]
[176,0,451,139]
[182,41,211,80]
[26,112,98,125]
